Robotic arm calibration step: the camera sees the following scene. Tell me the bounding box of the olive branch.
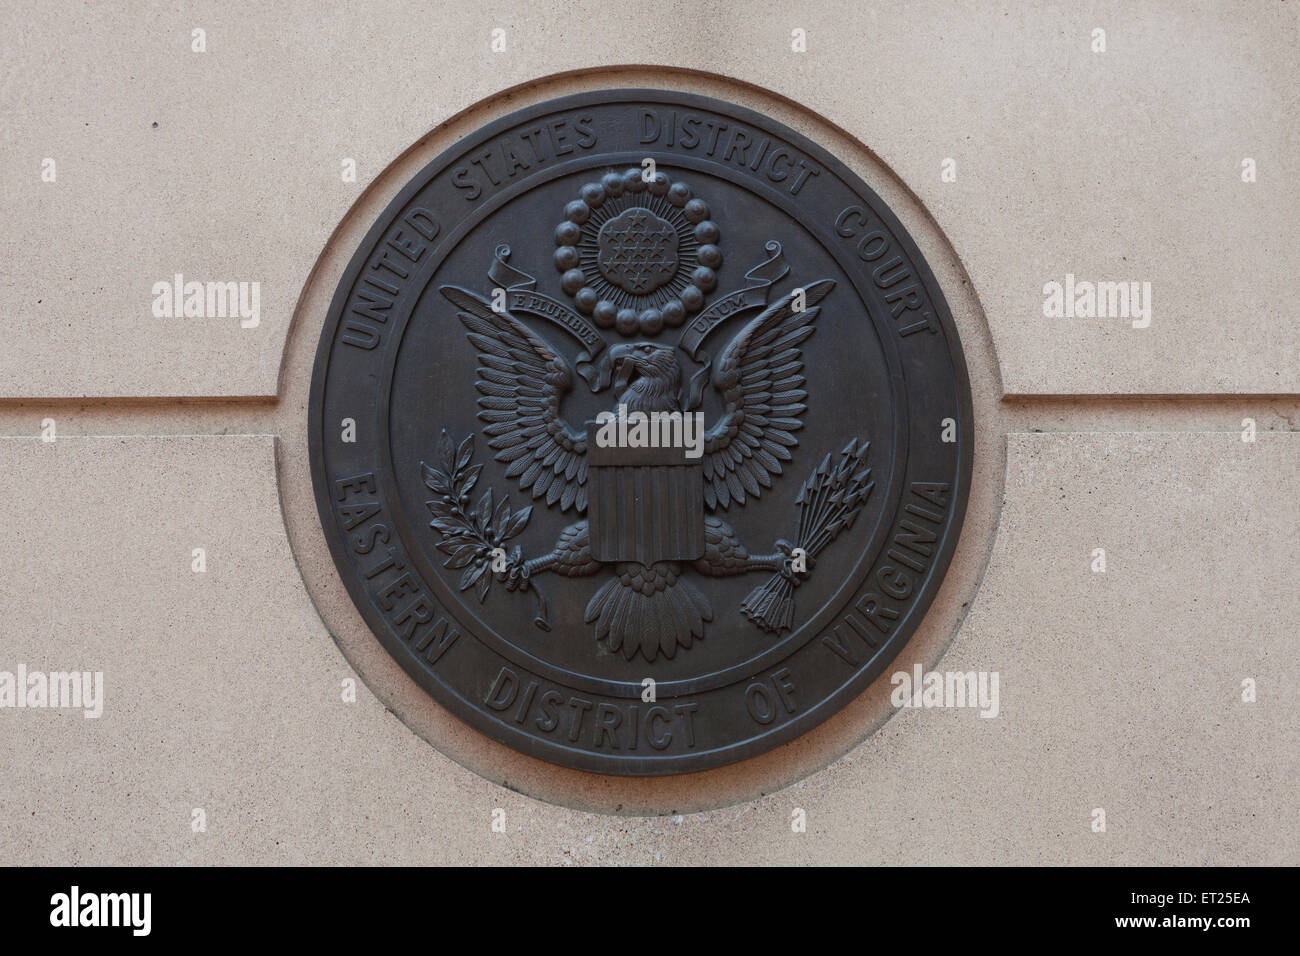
[421,430,533,604]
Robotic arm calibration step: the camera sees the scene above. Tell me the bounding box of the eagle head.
[608,342,681,413]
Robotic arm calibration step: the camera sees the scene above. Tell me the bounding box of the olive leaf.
[502,506,532,541]
[421,462,450,496]
[455,433,475,475]
[437,430,455,472]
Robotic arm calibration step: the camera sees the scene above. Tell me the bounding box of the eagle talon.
[771,539,813,584]
[487,548,552,627]
[780,560,808,586]
[496,547,536,592]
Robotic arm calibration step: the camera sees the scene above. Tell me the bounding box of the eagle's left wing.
[701,279,834,510]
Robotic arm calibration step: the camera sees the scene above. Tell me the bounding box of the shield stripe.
[588,463,705,563]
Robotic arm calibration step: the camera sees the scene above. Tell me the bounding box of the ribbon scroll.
[487,245,612,390]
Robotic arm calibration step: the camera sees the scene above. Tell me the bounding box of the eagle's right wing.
[441,286,589,512]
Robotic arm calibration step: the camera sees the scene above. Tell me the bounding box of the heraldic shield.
[585,420,706,565]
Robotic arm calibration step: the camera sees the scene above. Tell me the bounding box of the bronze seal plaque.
[310,90,972,775]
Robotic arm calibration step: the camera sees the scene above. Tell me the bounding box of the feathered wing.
[701,279,835,510]
[441,286,589,512]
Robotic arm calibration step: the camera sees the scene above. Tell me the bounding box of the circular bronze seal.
[309,90,972,775]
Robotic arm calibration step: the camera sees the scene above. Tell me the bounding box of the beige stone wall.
[1,1,1295,864]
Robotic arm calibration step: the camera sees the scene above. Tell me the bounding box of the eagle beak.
[609,345,635,392]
